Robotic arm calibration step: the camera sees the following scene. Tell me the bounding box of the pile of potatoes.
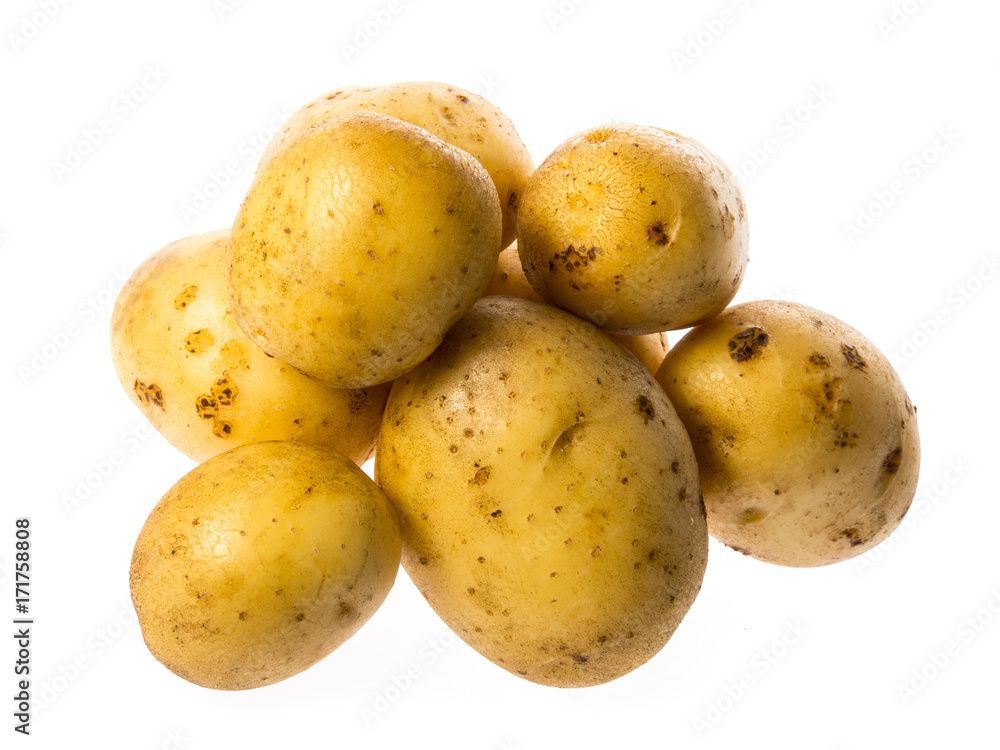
[114,81,920,691]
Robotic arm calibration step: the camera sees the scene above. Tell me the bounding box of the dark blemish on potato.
[478,556,485,563]
[621,477,628,484]
[238,612,247,621]
[372,202,383,215]
[809,352,831,368]
[841,344,868,371]
[670,461,680,473]
[553,244,602,273]
[295,612,306,622]
[212,421,232,437]
[729,327,769,362]
[774,489,782,495]
[507,190,518,207]
[841,528,864,547]
[174,285,198,310]
[469,466,492,486]
[550,572,557,577]
[527,514,535,522]
[339,602,352,618]
[884,448,903,473]
[634,394,655,423]
[570,654,589,664]
[283,227,291,234]
[646,222,670,246]
[679,487,688,500]
[648,550,657,562]
[449,445,458,453]
[420,513,428,520]
[834,430,858,448]
[212,376,237,405]
[134,380,165,410]
[590,546,602,557]
[564,538,572,546]
[418,557,429,565]
[490,509,502,518]
[463,428,474,438]
[456,94,470,103]
[554,506,563,514]
[275,589,283,596]
[367,249,378,261]
[739,508,767,524]
[467,587,475,595]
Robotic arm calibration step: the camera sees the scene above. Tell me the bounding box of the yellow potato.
[261,81,533,249]
[656,300,920,567]
[110,230,388,464]
[518,123,748,334]
[130,441,401,690]
[376,296,707,687]
[228,111,502,388]
[483,242,669,375]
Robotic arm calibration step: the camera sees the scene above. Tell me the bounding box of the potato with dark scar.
[656,300,920,567]
[110,231,389,463]
[129,442,401,690]
[517,123,748,334]
[376,296,707,687]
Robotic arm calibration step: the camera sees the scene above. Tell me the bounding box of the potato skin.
[656,300,920,567]
[518,123,748,334]
[261,81,533,250]
[110,230,388,464]
[483,242,669,375]
[129,442,401,690]
[229,111,502,388]
[375,296,707,687]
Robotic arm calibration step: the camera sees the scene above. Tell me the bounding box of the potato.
[518,123,748,334]
[228,111,502,388]
[261,81,533,249]
[655,300,920,567]
[375,296,707,687]
[129,441,401,690]
[110,230,388,464]
[483,242,669,375]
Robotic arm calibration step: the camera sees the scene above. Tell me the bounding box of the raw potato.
[376,296,707,687]
[655,300,920,567]
[261,81,533,249]
[228,111,503,388]
[518,123,748,334]
[129,441,402,690]
[483,242,669,375]
[110,230,388,464]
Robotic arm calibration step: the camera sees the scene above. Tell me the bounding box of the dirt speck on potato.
[174,285,198,310]
[728,327,769,362]
[134,380,165,410]
[841,343,868,371]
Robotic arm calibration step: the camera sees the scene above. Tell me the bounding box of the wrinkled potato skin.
[129,442,402,690]
[656,300,920,567]
[376,297,707,688]
[483,242,669,375]
[261,81,533,250]
[110,231,388,464]
[229,111,502,388]
[518,123,748,334]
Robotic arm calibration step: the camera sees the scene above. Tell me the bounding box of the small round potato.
[483,242,669,375]
[261,81,534,250]
[518,123,748,334]
[376,296,707,688]
[110,230,389,464]
[228,111,503,388]
[656,300,920,567]
[129,441,402,690]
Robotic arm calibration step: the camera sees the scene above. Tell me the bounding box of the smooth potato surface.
[518,123,748,334]
[229,111,502,388]
[110,231,388,463]
[130,442,401,690]
[483,242,669,375]
[656,300,920,567]
[376,297,707,687]
[261,81,533,249]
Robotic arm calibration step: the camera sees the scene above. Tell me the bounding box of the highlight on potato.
[112,78,921,693]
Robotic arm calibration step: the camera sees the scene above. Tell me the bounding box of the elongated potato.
[130,441,401,690]
[656,300,920,566]
[111,230,388,463]
[376,296,707,687]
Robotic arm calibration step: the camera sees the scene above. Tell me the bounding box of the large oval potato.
[483,241,669,375]
[518,123,748,334]
[111,230,388,464]
[261,81,533,249]
[130,441,402,690]
[376,296,707,688]
[228,111,503,388]
[656,300,920,567]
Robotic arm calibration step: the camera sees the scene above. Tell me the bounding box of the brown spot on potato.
[184,329,215,354]
[238,611,247,620]
[590,546,602,557]
[490,509,502,518]
[553,244,602,273]
[173,285,198,311]
[134,380,165,410]
[729,327,769,362]
[570,654,588,664]
[809,352,831,368]
[884,448,903,473]
[469,467,492,486]
[372,202,383,215]
[738,508,767,524]
[634,394,655,423]
[841,344,868,371]
[841,528,864,547]
[212,421,233,438]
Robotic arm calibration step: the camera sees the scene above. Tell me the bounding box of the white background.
[3,0,999,747]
